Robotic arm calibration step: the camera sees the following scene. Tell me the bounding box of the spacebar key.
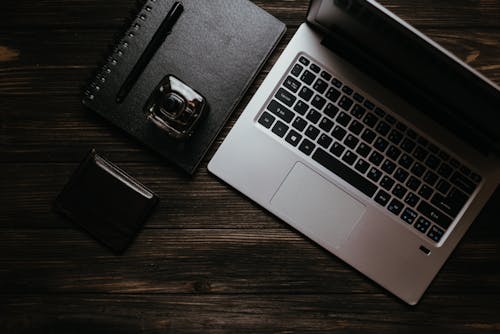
[312,148,378,197]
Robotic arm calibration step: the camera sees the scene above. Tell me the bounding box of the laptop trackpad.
[271,162,366,249]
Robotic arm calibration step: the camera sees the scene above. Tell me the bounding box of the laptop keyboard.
[257,54,483,244]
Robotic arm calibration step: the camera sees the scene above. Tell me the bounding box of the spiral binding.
[84,0,159,102]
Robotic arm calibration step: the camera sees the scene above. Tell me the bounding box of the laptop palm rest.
[271,162,366,249]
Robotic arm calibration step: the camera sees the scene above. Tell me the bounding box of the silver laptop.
[208,0,500,304]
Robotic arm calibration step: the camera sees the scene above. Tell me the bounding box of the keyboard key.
[306,109,321,124]
[367,167,383,182]
[299,86,314,101]
[375,121,391,137]
[387,199,404,215]
[364,100,375,110]
[375,190,391,206]
[291,63,303,77]
[406,176,421,192]
[351,104,366,119]
[414,217,431,234]
[320,71,332,81]
[319,117,334,132]
[381,159,396,175]
[324,103,339,119]
[313,79,328,94]
[428,143,439,154]
[461,166,471,176]
[394,168,409,183]
[317,134,333,149]
[342,85,354,95]
[268,100,294,123]
[450,158,460,168]
[272,120,289,138]
[470,173,482,184]
[418,185,433,200]
[355,159,370,174]
[299,138,316,155]
[285,130,302,147]
[330,141,346,157]
[300,70,315,85]
[392,184,407,199]
[437,163,453,178]
[374,137,389,152]
[310,63,321,73]
[344,134,359,149]
[417,136,429,147]
[413,146,429,162]
[275,88,296,107]
[353,93,364,103]
[417,201,452,229]
[436,179,451,194]
[387,145,402,161]
[400,138,416,153]
[258,111,275,129]
[388,130,404,145]
[312,148,378,197]
[342,150,358,166]
[332,126,347,141]
[299,56,310,66]
[292,117,307,132]
[411,162,426,177]
[425,155,441,171]
[404,192,420,207]
[283,76,301,93]
[356,142,371,158]
[450,172,476,194]
[427,226,445,242]
[423,171,439,186]
[401,208,418,225]
[363,113,378,128]
[407,129,418,140]
[336,112,352,127]
[339,96,354,111]
[396,122,407,132]
[311,95,327,110]
[385,114,397,124]
[399,154,414,169]
[349,120,364,135]
[331,78,342,88]
[305,125,320,140]
[326,87,341,102]
[369,151,384,166]
[431,187,468,218]
[361,129,377,144]
[380,176,395,191]
[439,150,450,161]
[374,108,386,118]
[294,100,309,115]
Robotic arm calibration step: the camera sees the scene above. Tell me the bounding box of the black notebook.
[83,0,286,174]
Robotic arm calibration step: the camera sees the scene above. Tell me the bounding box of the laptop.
[208,0,500,305]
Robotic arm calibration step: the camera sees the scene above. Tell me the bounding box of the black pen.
[116,1,184,104]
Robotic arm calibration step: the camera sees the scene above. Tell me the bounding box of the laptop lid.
[306,0,500,156]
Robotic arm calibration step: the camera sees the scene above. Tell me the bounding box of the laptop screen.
[307,0,500,156]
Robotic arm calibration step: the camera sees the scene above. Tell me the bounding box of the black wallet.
[54,150,159,254]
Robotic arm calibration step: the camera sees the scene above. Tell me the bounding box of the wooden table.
[1,1,499,333]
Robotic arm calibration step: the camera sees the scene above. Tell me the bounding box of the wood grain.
[1,0,500,333]
[1,294,500,334]
[0,228,499,295]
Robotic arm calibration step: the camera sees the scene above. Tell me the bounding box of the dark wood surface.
[1,1,499,333]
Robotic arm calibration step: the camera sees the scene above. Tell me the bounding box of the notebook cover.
[82,0,286,174]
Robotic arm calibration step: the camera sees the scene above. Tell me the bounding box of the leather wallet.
[54,150,159,254]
